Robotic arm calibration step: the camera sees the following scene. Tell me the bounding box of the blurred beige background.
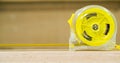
[0,0,120,49]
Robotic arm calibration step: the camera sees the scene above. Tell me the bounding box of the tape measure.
[68,5,118,50]
[0,5,119,50]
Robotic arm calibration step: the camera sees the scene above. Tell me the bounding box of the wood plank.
[0,51,120,63]
[0,0,120,3]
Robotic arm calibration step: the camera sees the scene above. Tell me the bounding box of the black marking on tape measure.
[86,13,97,19]
[83,31,92,41]
[105,24,110,35]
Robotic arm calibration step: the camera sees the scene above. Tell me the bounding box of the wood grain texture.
[0,0,120,2]
[0,51,120,63]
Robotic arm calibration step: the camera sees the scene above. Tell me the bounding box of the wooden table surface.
[0,50,120,63]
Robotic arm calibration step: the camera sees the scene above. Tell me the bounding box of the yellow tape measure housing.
[69,5,117,50]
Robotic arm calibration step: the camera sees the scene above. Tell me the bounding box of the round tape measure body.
[69,5,117,46]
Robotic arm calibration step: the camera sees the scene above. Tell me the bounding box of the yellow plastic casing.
[68,5,116,46]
